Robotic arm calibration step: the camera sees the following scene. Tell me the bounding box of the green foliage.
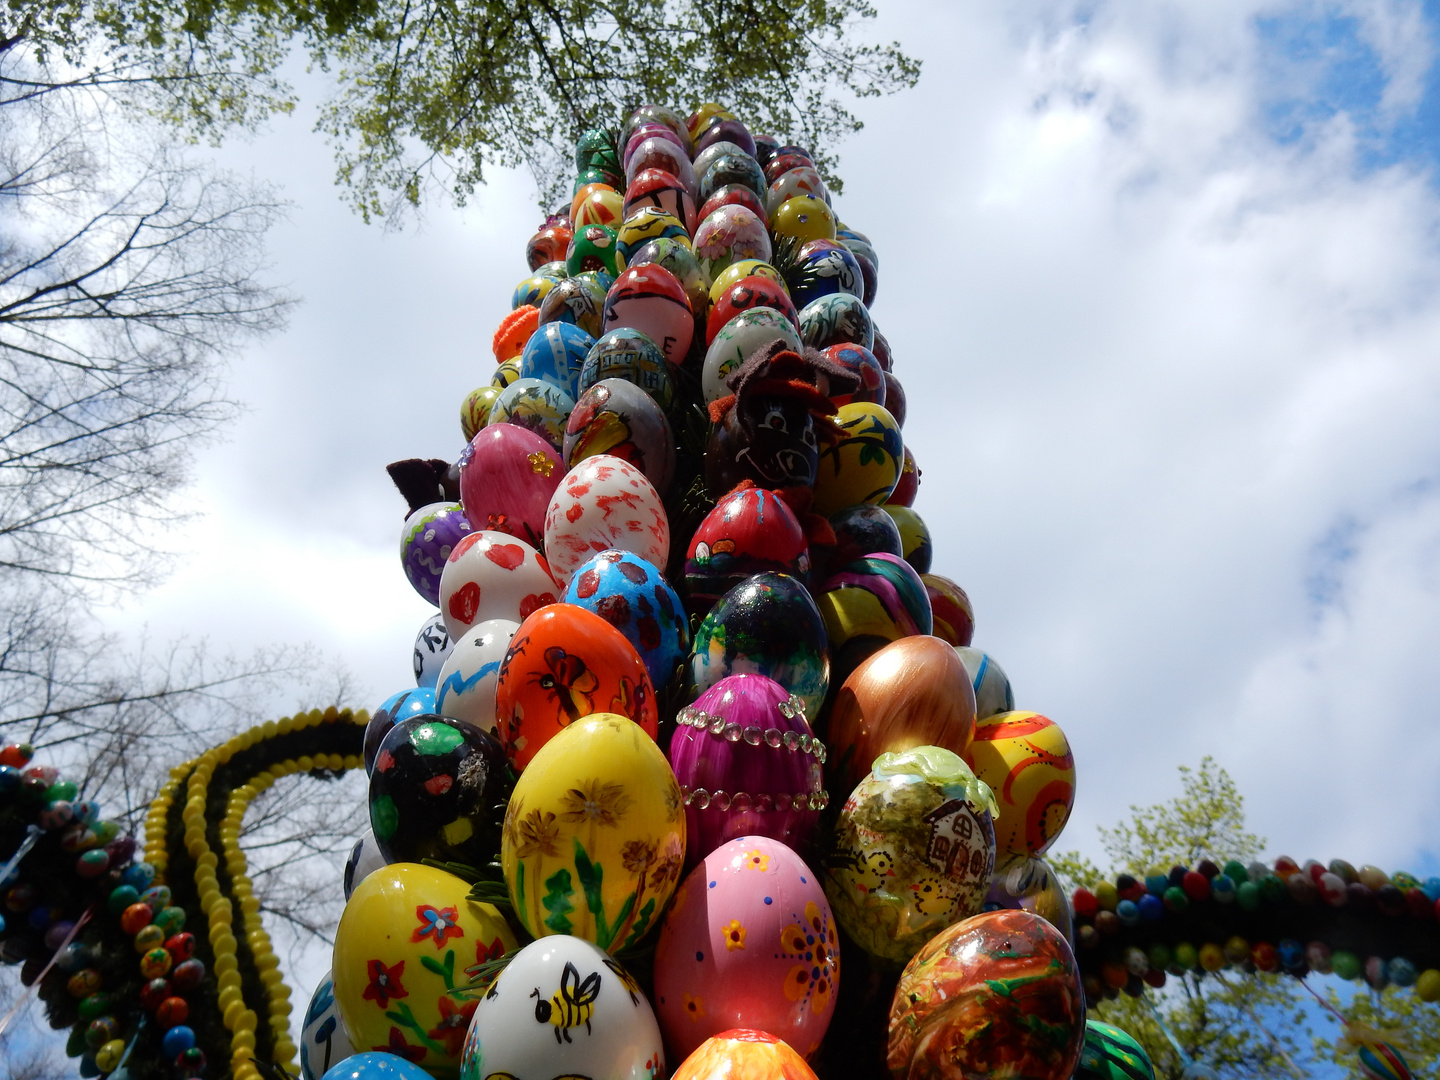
[1315,987,1440,1078]
[12,0,920,218]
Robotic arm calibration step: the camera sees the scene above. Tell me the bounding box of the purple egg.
[669,673,826,869]
[400,502,473,606]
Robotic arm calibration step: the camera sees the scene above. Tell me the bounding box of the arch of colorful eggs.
[0,102,1429,1080]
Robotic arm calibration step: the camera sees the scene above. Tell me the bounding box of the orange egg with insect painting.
[493,603,659,770]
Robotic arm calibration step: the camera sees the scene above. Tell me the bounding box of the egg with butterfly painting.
[492,602,659,771]
[562,550,689,690]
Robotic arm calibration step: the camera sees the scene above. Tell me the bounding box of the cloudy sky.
[80,0,1440,1050]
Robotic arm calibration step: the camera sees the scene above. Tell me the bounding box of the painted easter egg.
[1358,1042,1414,1080]
[602,262,695,366]
[492,603,659,770]
[344,829,387,900]
[502,713,685,952]
[434,619,520,733]
[542,456,669,587]
[613,207,691,271]
[693,205,772,283]
[626,133,695,190]
[690,573,830,724]
[518,320,594,400]
[364,688,438,773]
[705,275,799,346]
[563,550,689,690]
[694,118,755,159]
[764,151,813,186]
[401,503,473,607]
[671,1030,820,1080]
[882,505,932,574]
[670,674,826,869]
[698,184,770,229]
[625,237,709,321]
[965,712,1075,858]
[985,853,1075,944]
[653,836,840,1061]
[691,141,745,188]
[537,275,607,339]
[577,328,674,411]
[456,423,563,550]
[459,385,500,442]
[827,504,902,571]
[489,378,574,451]
[333,864,517,1079]
[955,646,1015,719]
[1076,1020,1156,1080]
[511,273,555,310]
[572,185,624,230]
[414,613,453,690]
[811,402,903,515]
[319,1054,435,1080]
[300,974,354,1080]
[702,308,804,404]
[797,293,873,351]
[770,196,836,246]
[786,241,863,311]
[766,167,827,216]
[563,378,676,495]
[437,531,558,638]
[699,153,768,205]
[824,747,997,966]
[708,259,784,304]
[825,636,976,794]
[491,356,522,390]
[888,910,1083,1080]
[922,575,974,648]
[525,225,572,272]
[368,716,510,867]
[821,343,885,408]
[459,936,664,1080]
[567,223,620,277]
[623,169,697,236]
[814,553,933,654]
[683,487,810,612]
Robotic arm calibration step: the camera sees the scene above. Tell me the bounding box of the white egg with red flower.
[542,456,670,587]
[437,531,559,637]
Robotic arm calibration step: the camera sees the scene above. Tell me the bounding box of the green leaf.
[541,867,575,935]
[621,897,656,951]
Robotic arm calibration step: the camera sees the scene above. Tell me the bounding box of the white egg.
[434,618,520,733]
[300,973,355,1080]
[437,530,560,637]
[413,612,453,688]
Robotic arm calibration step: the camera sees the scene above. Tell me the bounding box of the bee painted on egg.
[532,961,602,1043]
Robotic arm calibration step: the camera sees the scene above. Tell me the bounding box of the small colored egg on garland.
[567,223,621,276]
[654,835,840,1061]
[613,208,691,271]
[457,421,563,549]
[825,635,975,793]
[671,1030,820,1080]
[705,275,799,346]
[537,275,608,338]
[798,292,874,351]
[399,502,472,607]
[819,343,885,408]
[690,572,831,724]
[693,205,772,283]
[697,183,770,228]
[412,612,452,690]
[966,711,1076,858]
[502,713,685,952]
[922,574,974,647]
[563,379,676,496]
[433,618,520,732]
[563,550,689,690]
[624,169,698,235]
[368,715,511,866]
[489,377,575,451]
[701,307,804,405]
[826,746,997,966]
[518,320,594,400]
[765,166,827,216]
[669,674,825,867]
[542,455,670,588]
[602,262,695,366]
[363,687,436,773]
[94,1039,126,1073]
[683,487,810,615]
[882,504,933,573]
[811,402,903,515]
[956,646,1015,719]
[492,603,659,770]
[171,959,205,992]
[814,552,933,654]
[460,385,500,442]
[577,328,674,411]
[437,529,558,637]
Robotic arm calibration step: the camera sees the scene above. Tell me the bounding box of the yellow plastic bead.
[255,952,280,973]
[278,716,295,734]
[1417,968,1440,1001]
[218,985,242,1012]
[343,755,364,770]
[214,953,239,976]
[218,969,242,992]
[223,997,246,1027]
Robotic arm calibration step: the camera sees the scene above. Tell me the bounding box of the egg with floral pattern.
[437,531,558,638]
[654,836,840,1062]
[542,455,669,587]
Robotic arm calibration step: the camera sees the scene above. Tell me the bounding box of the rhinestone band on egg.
[675,699,828,764]
[679,786,831,812]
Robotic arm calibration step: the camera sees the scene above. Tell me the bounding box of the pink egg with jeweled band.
[543,455,670,586]
[669,674,826,869]
[654,836,839,1062]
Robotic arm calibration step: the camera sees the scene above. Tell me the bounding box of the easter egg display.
[965,711,1076,858]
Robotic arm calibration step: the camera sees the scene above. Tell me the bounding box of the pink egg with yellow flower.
[653,836,839,1062]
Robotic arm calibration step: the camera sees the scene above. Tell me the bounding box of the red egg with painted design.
[706,276,799,346]
[492,603,658,769]
[602,263,695,366]
[683,487,809,615]
[437,531,559,638]
[922,573,974,647]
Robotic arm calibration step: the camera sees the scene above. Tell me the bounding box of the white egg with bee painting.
[459,935,663,1080]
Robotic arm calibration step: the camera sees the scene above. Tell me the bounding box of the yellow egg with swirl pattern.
[964,711,1076,858]
[503,712,685,954]
[811,402,904,516]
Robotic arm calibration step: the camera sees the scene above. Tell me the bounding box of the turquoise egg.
[562,550,689,689]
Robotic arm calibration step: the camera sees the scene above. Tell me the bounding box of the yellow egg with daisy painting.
[502,712,685,954]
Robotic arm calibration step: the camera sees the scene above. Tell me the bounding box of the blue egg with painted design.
[363,687,437,774]
[434,619,520,733]
[519,321,594,401]
[562,550,689,689]
[301,974,355,1080]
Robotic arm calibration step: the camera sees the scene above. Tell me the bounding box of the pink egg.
[654,836,839,1062]
[457,423,563,550]
[626,136,698,198]
[543,455,670,586]
[624,123,687,170]
[602,263,695,366]
[670,675,825,870]
[437,530,560,637]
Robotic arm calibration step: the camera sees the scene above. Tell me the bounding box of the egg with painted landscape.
[669,674,825,869]
[563,378,676,495]
[922,574,974,648]
[653,836,840,1061]
[332,864,517,1080]
[437,531,558,638]
[459,936,664,1080]
[955,646,1014,719]
[965,712,1075,858]
[578,328,674,411]
[542,455,669,588]
[456,423,563,551]
[414,613,453,690]
[489,378,574,452]
[689,572,829,724]
[887,910,1084,1080]
[814,552,932,654]
[563,550,689,690]
[492,603,658,770]
[300,973,354,1080]
[824,747,997,966]
[434,619,520,733]
[602,262,695,366]
[401,503,473,607]
[683,487,810,615]
[518,320,593,400]
[502,713,685,953]
[368,715,511,867]
[702,308,804,404]
[811,402,903,515]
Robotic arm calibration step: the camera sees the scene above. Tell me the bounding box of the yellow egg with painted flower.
[503,712,685,954]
